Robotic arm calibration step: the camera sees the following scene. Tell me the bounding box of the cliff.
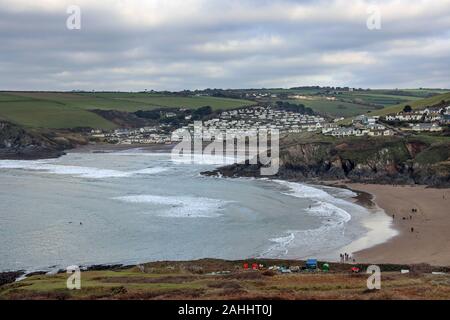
[203,135,450,187]
[0,121,87,160]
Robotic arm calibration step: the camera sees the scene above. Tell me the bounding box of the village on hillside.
[89,104,450,144]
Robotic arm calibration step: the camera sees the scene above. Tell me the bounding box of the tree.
[134,110,160,120]
[192,106,212,120]
[403,105,412,113]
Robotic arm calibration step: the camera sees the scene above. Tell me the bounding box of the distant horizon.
[1,87,450,93]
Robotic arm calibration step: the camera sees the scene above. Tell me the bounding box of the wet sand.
[72,143,176,154]
[342,183,450,266]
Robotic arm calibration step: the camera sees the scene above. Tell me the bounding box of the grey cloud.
[0,0,449,90]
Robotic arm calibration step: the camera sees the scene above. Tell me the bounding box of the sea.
[0,147,396,272]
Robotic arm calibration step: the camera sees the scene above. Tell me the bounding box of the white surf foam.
[260,180,358,258]
[266,232,295,255]
[274,180,336,201]
[99,149,247,166]
[171,153,247,165]
[274,180,358,213]
[132,167,168,175]
[0,160,167,179]
[307,201,352,224]
[114,194,231,218]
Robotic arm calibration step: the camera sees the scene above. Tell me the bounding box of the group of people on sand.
[339,253,354,263]
[392,208,419,234]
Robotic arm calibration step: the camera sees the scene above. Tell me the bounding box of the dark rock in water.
[0,271,25,286]
[25,271,47,277]
[84,264,128,271]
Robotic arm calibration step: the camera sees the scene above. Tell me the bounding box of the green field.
[335,92,421,106]
[371,91,450,116]
[257,88,441,118]
[0,92,255,129]
[0,90,448,129]
[283,89,448,119]
[284,98,376,117]
[0,95,117,129]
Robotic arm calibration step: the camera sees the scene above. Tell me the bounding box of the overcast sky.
[0,0,449,91]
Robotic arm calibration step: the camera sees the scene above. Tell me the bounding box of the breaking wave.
[261,180,358,258]
[0,160,167,179]
[113,194,231,218]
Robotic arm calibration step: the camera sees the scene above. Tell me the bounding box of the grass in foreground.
[1,259,450,300]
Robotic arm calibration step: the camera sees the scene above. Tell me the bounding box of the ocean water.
[0,148,392,272]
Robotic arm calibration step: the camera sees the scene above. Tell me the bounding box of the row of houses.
[196,106,328,137]
[220,106,325,124]
[327,127,394,137]
[385,106,450,124]
[323,115,394,137]
[406,123,443,132]
[90,127,173,144]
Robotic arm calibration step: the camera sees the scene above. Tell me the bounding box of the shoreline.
[273,180,399,263]
[326,182,450,266]
[2,145,450,277]
[62,148,450,267]
[68,142,176,154]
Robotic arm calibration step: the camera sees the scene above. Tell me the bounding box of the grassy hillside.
[284,98,376,117]
[1,259,449,300]
[263,89,438,118]
[335,92,421,106]
[0,92,254,129]
[0,94,117,129]
[82,92,255,111]
[0,90,447,128]
[6,92,254,112]
[370,92,450,116]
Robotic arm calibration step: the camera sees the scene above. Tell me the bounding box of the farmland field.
[0,94,117,129]
[335,92,421,106]
[1,90,448,128]
[284,98,376,118]
[0,92,254,129]
[370,91,450,116]
[261,88,441,117]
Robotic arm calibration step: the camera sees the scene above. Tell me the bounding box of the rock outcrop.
[0,121,85,159]
[203,136,450,187]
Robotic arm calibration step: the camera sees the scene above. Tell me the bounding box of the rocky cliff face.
[203,137,450,187]
[0,121,84,159]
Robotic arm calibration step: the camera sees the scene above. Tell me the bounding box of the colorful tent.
[306,259,318,269]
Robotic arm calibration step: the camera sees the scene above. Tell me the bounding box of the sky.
[0,0,449,91]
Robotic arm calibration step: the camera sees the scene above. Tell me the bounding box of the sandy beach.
[341,183,450,266]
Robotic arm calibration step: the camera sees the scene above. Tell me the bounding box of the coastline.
[2,144,450,279]
[71,142,176,154]
[328,182,450,266]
